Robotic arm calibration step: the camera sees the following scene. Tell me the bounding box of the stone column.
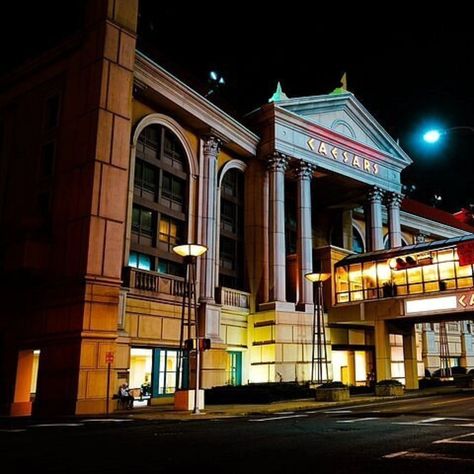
[200,136,221,302]
[267,152,289,302]
[367,186,385,251]
[403,325,419,389]
[295,162,315,308]
[374,319,391,381]
[386,192,403,248]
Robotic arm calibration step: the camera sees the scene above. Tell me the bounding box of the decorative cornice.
[135,51,259,157]
[266,152,289,172]
[367,186,385,203]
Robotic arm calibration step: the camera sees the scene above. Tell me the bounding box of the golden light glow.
[305,272,331,283]
[172,243,208,257]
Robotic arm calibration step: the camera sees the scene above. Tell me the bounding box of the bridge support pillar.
[403,326,419,390]
[374,320,391,381]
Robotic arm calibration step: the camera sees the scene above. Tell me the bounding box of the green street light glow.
[423,130,441,143]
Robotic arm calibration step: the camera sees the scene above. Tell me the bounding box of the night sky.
[3,2,474,213]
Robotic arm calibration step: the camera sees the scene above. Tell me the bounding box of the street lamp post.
[304,272,331,384]
[172,243,207,414]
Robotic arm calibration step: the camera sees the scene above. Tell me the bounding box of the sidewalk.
[124,385,469,422]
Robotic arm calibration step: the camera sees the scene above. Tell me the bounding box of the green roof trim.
[268,82,289,103]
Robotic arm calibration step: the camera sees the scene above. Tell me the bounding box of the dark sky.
[3,2,474,213]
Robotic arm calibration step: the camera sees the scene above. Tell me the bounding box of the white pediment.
[276,92,412,165]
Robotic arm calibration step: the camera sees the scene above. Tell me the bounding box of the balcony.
[122,267,185,301]
[216,287,250,312]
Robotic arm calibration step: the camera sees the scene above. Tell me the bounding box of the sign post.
[105,351,115,416]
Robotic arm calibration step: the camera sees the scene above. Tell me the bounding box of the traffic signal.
[199,338,211,351]
[184,338,194,351]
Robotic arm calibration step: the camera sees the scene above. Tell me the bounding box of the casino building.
[1,0,473,416]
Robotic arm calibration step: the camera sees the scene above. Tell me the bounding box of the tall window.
[352,226,365,254]
[219,169,245,290]
[129,124,187,277]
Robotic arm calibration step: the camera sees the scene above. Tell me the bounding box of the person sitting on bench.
[119,383,134,409]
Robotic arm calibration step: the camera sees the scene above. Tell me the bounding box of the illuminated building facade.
[1,0,473,416]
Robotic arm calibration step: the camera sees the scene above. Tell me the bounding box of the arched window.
[352,226,365,254]
[383,233,408,249]
[219,168,245,290]
[129,125,188,276]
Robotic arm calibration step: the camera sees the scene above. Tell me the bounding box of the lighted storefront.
[335,235,474,303]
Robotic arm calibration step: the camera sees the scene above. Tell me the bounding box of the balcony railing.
[216,287,250,310]
[123,267,185,298]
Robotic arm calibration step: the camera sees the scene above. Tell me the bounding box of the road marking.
[337,417,379,423]
[29,423,84,428]
[323,410,353,414]
[273,411,295,415]
[249,414,307,422]
[0,429,27,433]
[383,451,474,462]
[433,432,474,445]
[383,451,409,458]
[81,418,133,423]
[431,396,474,406]
[419,417,446,423]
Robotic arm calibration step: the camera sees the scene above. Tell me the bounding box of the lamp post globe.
[172,243,207,414]
[423,130,442,143]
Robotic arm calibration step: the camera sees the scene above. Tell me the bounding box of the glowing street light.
[172,243,207,414]
[304,271,331,384]
[423,126,474,144]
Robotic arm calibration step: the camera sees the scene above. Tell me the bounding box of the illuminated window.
[130,124,188,278]
[219,169,245,290]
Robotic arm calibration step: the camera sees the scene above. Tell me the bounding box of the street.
[1,392,474,473]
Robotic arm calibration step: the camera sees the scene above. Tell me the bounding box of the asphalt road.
[2,393,474,473]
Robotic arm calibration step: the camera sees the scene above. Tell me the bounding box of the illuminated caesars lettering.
[458,292,474,308]
[307,138,379,175]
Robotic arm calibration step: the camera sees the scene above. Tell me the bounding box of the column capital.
[385,192,404,208]
[294,161,316,180]
[367,186,385,203]
[267,152,289,172]
[202,135,222,157]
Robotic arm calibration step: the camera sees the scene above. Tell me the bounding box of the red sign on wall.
[105,352,115,364]
[457,242,474,266]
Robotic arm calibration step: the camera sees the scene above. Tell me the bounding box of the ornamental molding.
[385,192,404,208]
[367,186,385,203]
[266,152,289,172]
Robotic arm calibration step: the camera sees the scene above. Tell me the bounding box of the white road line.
[419,417,446,423]
[273,411,295,415]
[383,451,409,458]
[81,418,133,423]
[383,451,474,462]
[433,432,474,445]
[323,410,353,414]
[29,423,84,427]
[249,414,307,422]
[337,417,379,423]
[0,429,27,432]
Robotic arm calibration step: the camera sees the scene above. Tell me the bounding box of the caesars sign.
[307,137,379,176]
